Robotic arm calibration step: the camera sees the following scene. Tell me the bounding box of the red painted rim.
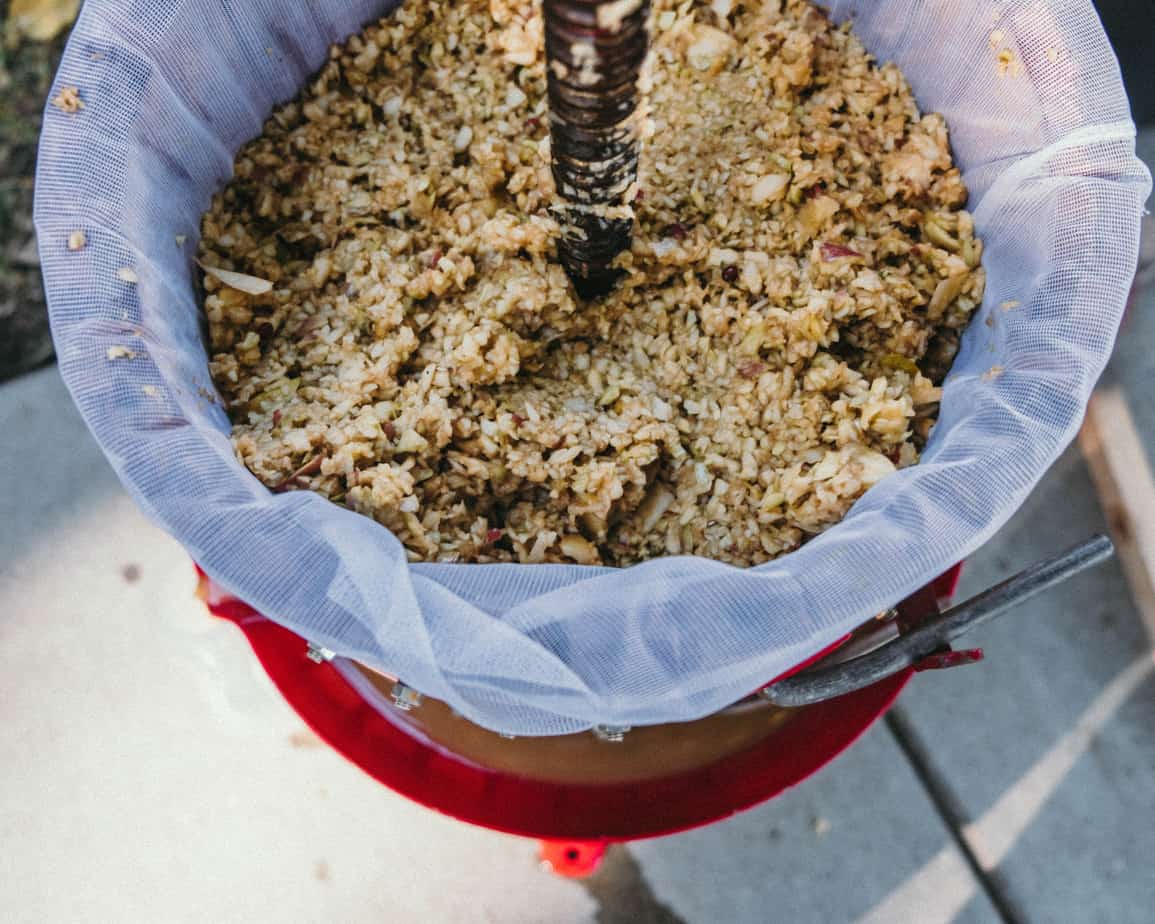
[206,589,919,842]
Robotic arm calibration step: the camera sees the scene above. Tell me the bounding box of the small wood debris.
[288,729,324,749]
[982,365,1005,382]
[1046,47,1061,64]
[175,234,187,247]
[141,384,159,396]
[67,230,86,251]
[50,85,84,113]
[117,266,139,284]
[106,345,136,360]
[812,816,832,836]
[1000,299,1021,311]
[197,260,273,295]
[988,30,1005,50]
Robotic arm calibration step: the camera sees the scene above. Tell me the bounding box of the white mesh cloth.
[35,0,1150,735]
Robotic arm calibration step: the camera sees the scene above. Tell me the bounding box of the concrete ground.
[2,143,1153,924]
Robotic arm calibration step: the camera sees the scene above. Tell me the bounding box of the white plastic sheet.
[35,0,1151,734]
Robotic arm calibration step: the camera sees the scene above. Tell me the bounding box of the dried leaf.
[6,0,80,44]
[880,353,919,375]
[198,261,273,295]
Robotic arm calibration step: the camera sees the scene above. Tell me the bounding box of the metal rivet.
[390,681,423,711]
[305,642,335,664]
[592,724,630,742]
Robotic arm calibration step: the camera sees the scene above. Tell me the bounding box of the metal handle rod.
[760,534,1114,708]
[544,0,649,297]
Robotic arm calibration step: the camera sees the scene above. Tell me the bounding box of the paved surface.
[1,139,1152,924]
[891,448,1155,923]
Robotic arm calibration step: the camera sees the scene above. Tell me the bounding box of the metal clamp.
[759,534,1113,708]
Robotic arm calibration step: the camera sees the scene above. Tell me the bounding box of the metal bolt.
[390,681,423,711]
[592,724,631,742]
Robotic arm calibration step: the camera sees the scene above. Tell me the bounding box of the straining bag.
[35,0,1150,734]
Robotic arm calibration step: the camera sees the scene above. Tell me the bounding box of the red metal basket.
[198,564,961,873]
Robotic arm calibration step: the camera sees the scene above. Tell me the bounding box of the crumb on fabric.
[996,47,1023,78]
[197,385,221,406]
[51,85,84,113]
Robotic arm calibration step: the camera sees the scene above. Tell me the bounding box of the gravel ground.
[0,22,69,381]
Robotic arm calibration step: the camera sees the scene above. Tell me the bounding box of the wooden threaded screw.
[543,0,650,298]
